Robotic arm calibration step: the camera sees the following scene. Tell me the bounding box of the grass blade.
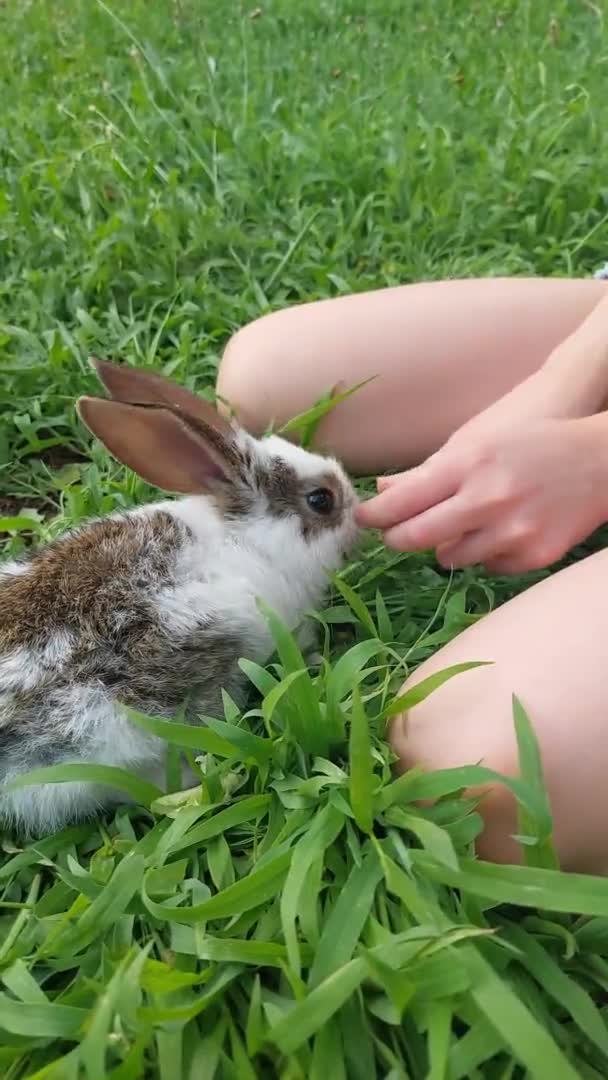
[143,849,291,924]
[258,601,327,754]
[505,922,608,1059]
[384,662,491,720]
[512,694,559,869]
[414,853,608,917]
[310,1018,346,1080]
[280,804,344,976]
[0,995,86,1037]
[326,638,386,704]
[332,576,378,638]
[461,944,580,1079]
[426,1000,452,1080]
[165,796,272,855]
[267,959,366,1054]
[308,847,383,987]
[125,707,238,758]
[349,686,375,834]
[387,808,459,871]
[380,764,552,835]
[278,377,375,447]
[4,763,162,807]
[43,853,145,956]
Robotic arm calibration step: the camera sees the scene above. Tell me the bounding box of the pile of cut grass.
[2,1,608,1076]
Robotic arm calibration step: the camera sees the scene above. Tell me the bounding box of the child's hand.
[356,414,608,574]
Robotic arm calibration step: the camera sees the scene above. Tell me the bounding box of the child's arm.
[357,291,608,575]
[542,287,608,415]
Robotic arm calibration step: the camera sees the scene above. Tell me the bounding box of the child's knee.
[217,311,302,435]
[216,319,274,433]
[217,306,335,438]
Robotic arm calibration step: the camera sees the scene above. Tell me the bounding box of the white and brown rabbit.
[0,359,358,835]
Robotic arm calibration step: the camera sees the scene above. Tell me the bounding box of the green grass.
[2,0,608,1075]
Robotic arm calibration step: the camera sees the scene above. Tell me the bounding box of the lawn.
[1,0,608,1076]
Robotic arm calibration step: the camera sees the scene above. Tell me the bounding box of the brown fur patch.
[0,511,181,651]
[0,509,247,727]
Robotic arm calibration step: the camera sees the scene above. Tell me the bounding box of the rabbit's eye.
[306,487,335,515]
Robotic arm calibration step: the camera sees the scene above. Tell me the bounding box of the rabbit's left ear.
[77,396,239,495]
[89,357,234,440]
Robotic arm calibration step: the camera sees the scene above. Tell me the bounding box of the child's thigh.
[217,277,607,472]
[392,547,608,873]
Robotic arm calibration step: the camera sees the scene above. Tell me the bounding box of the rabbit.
[0,358,359,835]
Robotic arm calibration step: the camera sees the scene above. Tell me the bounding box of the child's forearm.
[543,288,608,413]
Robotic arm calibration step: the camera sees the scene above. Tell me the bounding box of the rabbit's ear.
[77,397,236,494]
[89,357,234,440]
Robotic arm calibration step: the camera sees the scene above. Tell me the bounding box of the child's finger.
[436,525,504,568]
[383,493,484,552]
[376,472,406,492]
[356,457,461,530]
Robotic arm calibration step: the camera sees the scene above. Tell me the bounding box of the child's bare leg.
[392,547,608,874]
[218,277,607,473]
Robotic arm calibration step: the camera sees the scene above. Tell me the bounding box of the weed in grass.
[2,0,608,1076]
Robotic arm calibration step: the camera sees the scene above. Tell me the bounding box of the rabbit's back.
[0,510,184,649]
[0,510,247,792]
